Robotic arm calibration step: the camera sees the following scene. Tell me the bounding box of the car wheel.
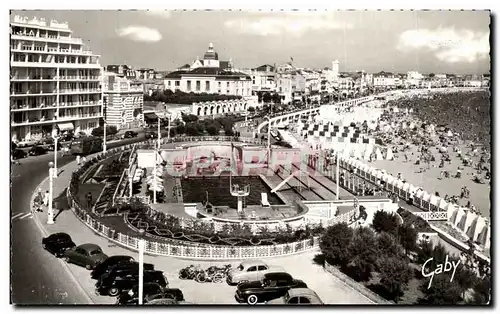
[85,264,93,270]
[108,287,120,297]
[247,294,259,305]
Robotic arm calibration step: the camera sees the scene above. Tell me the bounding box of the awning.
[144,112,159,121]
[57,122,74,131]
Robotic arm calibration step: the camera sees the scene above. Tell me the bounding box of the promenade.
[31,159,373,304]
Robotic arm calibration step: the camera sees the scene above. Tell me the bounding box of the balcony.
[10,60,101,69]
[11,89,57,96]
[58,75,101,81]
[11,113,102,126]
[58,101,102,108]
[58,88,101,94]
[10,32,84,45]
[11,104,57,112]
[10,75,57,81]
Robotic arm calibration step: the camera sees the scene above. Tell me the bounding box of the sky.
[11,10,491,74]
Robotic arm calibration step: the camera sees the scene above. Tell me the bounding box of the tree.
[247,106,255,113]
[319,223,353,268]
[470,276,491,304]
[454,265,477,299]
[91,125,118,137]
[397,224,418,255]
[262,92,272,103]
[206,124,219,136]
[417,240,434,265]
[376,232,402,258]
[175,124,186,135]
[272,93,282,104]
[419,273,462,304]
[185,123,200,136]
[347,226,379,281]
[169,128,177,138]
[182,114,198,123]
[371,210,399,235]
[377,255,413,302]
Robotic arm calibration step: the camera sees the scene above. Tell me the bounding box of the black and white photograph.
[8,4,492,307]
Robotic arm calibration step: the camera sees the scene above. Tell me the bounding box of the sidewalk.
[31,160,373,304]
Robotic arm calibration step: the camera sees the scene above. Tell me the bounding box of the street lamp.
[53,134,59,178]
[47,162,55,225]
[137,228,145,305]
[336,151,340,200]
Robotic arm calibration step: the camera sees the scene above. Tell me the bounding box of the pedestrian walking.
[33,188,43,212]
[43,190,50,207]
[76,155,81,165]
[86,192,93,209]
[82,156,87,164]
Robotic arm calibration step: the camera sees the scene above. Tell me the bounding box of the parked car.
[235,272,307,305]
[12,149,27,160]
[17,139,38,148]
[73,131,88,139]
[122,131,138,139]
[226,260,284,285]
[62,243,108,270]
[90,255,136,279]
[96,270,168,297]
[266,288,323,305]
[42,233,76,257]
[28,145,48,156]
[117,285,182,305]
[94,261,155,281]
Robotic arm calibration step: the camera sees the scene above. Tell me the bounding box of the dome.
[203,42,219,60]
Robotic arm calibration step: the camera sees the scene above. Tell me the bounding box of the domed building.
[164,43,252,97]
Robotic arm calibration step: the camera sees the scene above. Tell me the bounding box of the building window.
[175,81,180,87]
[227,82,230,87]
[168,81,171,86]
[187,80,191,91]
[218,89,222,94]
[218,82,221,87]
[205,81,210,91]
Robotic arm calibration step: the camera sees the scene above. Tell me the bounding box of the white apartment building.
[10,15,103,142]
[103,72,144,129]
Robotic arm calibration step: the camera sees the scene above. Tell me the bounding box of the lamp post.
[103,121,107,153]
[47,162,55,225]
[157,116,161,150]
[137,228,145,305]
[167,114,171,141]
[336,151,340,200]
[153,148,157,204]
[53,135,59,178]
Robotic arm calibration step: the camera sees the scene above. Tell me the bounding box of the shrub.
[372,210,399,235]
[319,223,353,268]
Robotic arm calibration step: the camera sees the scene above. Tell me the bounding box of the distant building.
[10,15,103,142]
[373,71,396,88]
[105,64,136,79]
[103,72,144,129]
[244,64,277,93]
[164,43,252,97]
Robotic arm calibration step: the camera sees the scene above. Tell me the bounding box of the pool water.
[181,176,284,208]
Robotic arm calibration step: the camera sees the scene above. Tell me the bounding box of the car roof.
[77,243,101,251]
[51,232,71,238]
[263,272,292,280]
[287,288,319,298]
[240,260,265,267]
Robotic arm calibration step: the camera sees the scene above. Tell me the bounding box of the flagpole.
[336,151,340,200]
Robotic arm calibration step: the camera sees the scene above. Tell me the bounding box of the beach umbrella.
[148,185,164,192]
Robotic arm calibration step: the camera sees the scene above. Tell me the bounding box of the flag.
[290,57,294,62]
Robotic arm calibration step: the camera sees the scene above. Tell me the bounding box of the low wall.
[324,260,393,304]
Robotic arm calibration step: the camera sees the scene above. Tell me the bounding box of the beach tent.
[386,175,396,193]
[375,147,383,160]
[421,192,432,210]
[447,204,459,224]
[363,147,372,160]
[414,190,425,208]
[429,195,440,212]
[402,182,411,199]
[454,207,466,228]
[386,148,394,161]
[465,214,479,239]
[438,198,448,211]
[473,216,487,243]
[463,212,478,238]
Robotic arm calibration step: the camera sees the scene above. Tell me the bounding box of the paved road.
[10,136,146,305]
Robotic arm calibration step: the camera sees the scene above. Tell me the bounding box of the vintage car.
[266,288,324,305]
[90,255,136,280]
[235,272,307,305]
[42,233,76,257]
[116,283,173,305]
[226,259,284,285]
[62,243,108,270]
[96,270,168,297]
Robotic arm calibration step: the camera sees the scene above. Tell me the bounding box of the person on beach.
[43,190,50,207]
[76,155,81,166]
